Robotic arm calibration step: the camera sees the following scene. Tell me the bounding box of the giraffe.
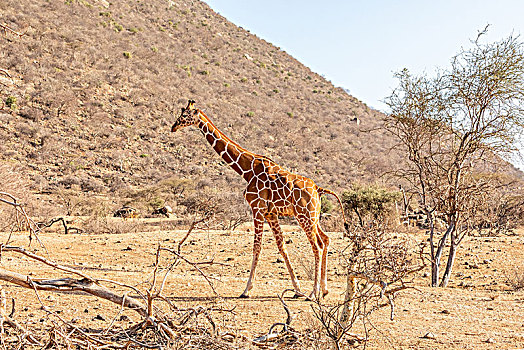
[171,100,347,299]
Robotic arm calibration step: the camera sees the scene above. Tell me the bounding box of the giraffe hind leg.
[316,223,330,297]
[297,215,321,300]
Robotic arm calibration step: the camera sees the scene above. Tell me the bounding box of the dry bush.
[312,222,424,349]
[472,183,524,236]
[505,268,524,291]
[0,164,33,233]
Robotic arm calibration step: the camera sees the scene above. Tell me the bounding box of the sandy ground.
[2,219,523,349]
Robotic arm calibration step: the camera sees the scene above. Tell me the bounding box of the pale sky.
[204,0,524,169]
[204,0,524,111]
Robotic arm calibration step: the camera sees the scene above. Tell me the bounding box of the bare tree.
[384,33,524,287]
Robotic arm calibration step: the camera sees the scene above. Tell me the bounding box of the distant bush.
[342,184,401,227]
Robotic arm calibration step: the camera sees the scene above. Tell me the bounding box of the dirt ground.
[2,219,524,349]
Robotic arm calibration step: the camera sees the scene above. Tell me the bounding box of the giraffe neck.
[197,112,257,182]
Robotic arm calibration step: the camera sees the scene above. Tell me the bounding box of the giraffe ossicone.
[171,100,346,299]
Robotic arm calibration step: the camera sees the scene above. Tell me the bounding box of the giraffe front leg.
[266,214,302,297]
[240,216,264,298]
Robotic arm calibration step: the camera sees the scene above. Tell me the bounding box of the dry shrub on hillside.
[0,165,32,232]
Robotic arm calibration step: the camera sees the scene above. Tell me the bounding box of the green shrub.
[321,196,333,215]
[246,111,255,117]
[342,184,401,227]
[5,96,17,110]
[123,51,131,59]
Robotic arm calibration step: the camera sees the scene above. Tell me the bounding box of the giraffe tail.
[317,187,349,233]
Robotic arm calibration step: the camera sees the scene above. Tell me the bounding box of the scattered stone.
[485,338,495,343]
[122,246,133,251]
[286,238,293,244]
[113,206,138,219]
[119,315,130,321]
[422,332,436,339]
[222,333,235,342]
[276,258,284,263]
[93,314,105,321]
[152,205,173,218]
[225,257,234,261]
[441,309,450,314]
[347,338,360,346]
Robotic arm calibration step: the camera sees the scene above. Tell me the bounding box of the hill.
[0,0,436,214]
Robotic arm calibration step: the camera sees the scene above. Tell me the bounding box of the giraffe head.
[171,100,200,132]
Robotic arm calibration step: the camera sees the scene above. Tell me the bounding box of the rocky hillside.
[1,0,405,213]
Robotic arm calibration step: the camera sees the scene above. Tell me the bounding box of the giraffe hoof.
[322,290,329,298]
[307,292,318,301]
[239,293,250,299]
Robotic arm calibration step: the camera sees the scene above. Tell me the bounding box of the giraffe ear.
[187,100,195,109]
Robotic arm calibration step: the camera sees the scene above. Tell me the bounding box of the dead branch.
[0,23,26,37]
[252,290,302,347]
[1,245,95,281]
[0,192,47,251]
[0,268,148,317]
[0,286,41,345]
[160,247,221,296]
[36,217,82,235]
[177,215,211,254]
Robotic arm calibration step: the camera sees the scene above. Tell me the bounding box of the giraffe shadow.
[167,295,303,302]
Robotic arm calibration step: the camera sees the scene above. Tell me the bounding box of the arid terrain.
[3,219,523,349]
[2,0,524,348]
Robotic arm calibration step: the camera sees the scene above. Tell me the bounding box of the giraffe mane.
[198,109,276,163]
